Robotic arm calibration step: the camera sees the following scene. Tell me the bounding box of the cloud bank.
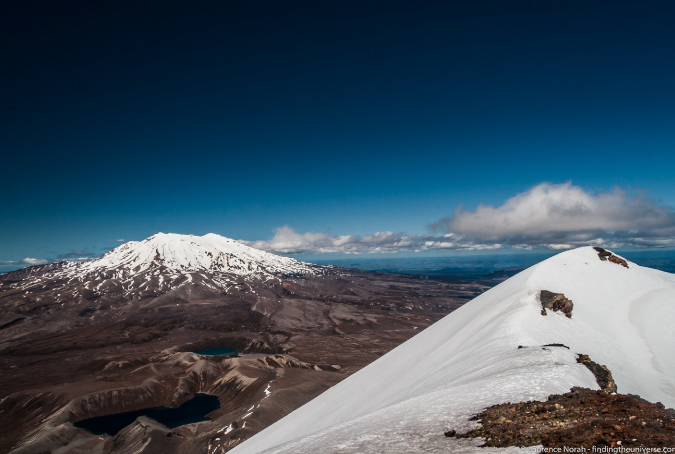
[246,183,675,255]
[0,257,49,267]
[433,182,674,235]
[1,252,103,269]
[432,182,675,249]
[243,226,423,254]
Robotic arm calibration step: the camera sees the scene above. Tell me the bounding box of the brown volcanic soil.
[0,267,504,453]
[447,387,675,448]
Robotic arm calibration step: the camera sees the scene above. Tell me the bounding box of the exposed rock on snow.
[517,344,570,350]
[577,354,617,394]
[594,246,629,268]
[539,290,574,318]
[542,343,569,349]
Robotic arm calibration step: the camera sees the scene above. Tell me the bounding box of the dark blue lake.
[74,393,221,436]
[194,347,238,357]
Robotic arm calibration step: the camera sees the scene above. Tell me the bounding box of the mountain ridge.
[230,246,675,454]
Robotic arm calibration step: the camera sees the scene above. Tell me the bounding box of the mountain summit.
[81,232,324,278]
[231,247,675,454]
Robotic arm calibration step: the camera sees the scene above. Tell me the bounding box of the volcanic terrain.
[0,233,501,453]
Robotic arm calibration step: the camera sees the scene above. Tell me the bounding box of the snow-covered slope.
[230,247,675,454]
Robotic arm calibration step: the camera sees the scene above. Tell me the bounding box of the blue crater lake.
[194,347,238,357]
[74,393,221,436]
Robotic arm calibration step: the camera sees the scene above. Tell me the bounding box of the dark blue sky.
[2,0,675,267]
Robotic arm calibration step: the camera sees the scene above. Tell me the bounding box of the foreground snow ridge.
[231,247,675,454]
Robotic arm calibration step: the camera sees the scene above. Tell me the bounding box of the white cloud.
[547,244,574,250]
[246,183,675,255]
[435,182,674,236]
[21,257,48,265]
[432,182,675,249]
[243,226,420,254]
[243,226,503,255]
[116,239,125,242]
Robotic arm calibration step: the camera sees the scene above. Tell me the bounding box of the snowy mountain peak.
[78,232,325,278]
[230,246,675,454]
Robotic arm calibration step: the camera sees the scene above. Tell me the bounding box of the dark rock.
[593,247,629,268]
[543,343,569,349]
[577,354,617,393]
[540,290,573,318]
[608,255,629,268]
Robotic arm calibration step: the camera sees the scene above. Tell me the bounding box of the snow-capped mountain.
[79,232,324,278]
[230,247,675,454]
[0,233,334,341]
[85,232,323,276]
[2,233,329,296]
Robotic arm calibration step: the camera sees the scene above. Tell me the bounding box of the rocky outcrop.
[446,387,675,448]
[257,354,313,370]
[0,312,24,330]
[577,353,617,393]
[106,416,178,454]
[594,247,629,268]
[0,391,72,454]
[539,290,573,318]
